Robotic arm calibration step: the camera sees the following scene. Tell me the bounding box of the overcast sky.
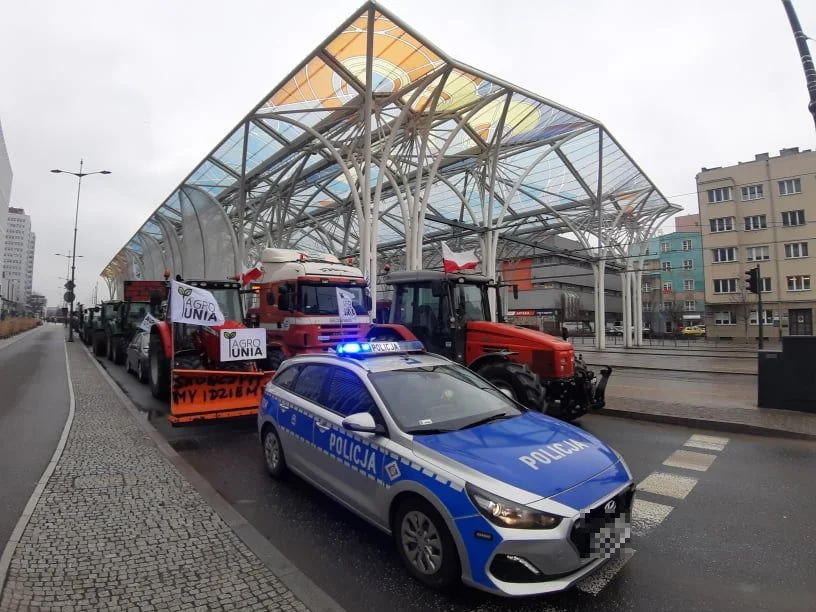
[1,0,814,307]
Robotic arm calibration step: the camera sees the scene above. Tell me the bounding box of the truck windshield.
[299,284,366,316]
[369,364,522,434]
[209,289,243,322]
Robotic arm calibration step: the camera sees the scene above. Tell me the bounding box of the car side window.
[273,364,302,391]
[291,364,329,403]
[324,367,378,417]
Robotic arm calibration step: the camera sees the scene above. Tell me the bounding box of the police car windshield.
[368,364,522,434]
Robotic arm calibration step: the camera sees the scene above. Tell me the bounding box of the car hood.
[413,412,622,501]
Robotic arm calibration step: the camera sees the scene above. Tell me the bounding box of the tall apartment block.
[697,147,816,339]
[2,207,35,306]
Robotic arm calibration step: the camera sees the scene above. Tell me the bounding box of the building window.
[760,277,772,293]
[684,300,696,311]
[714,311,737,325]
[707,187,733,203]
[663,281,673,292]
[683,259,694,270]
[660,242,670,253]
[778,178,802,196]
[746,245,770,262]
[787,275,811,291]
[744,215,767,231]
[682,239,692,251]
[784,242,809,258]
[662,261,672,271]
[713,278,738,294]
[741,184,764,201]
[749,309,775,325]
[712,247,738,263]
[643,302,652,312]
[642,284,652,292]
[781,210,806,227]
[710,217,735,233]
[684,279,695,291]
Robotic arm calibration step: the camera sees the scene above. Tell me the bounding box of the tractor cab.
[386,270,493,362]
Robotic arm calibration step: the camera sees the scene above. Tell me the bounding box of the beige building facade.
[697,147,816,339]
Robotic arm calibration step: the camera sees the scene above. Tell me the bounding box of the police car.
[258,341,634,597]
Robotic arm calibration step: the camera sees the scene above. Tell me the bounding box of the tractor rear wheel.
[113,338,126,365]
[93,331,106,357]
[474,360,546,412]
[149,332,170,400]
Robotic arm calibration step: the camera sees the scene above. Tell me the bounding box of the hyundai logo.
[604,500,617,513]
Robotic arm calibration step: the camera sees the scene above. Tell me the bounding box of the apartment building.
[2,207,35,305]
[641,218,706,333]
[697,147,816,339]
[0,121,11,304]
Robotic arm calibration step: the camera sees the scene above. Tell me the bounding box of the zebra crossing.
[574,433,730,596]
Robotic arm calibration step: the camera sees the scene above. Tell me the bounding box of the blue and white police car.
[258,341,634,596]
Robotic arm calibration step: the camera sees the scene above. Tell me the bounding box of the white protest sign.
[138,313,159,332]
[169,280,225,326]
[220,328,267,362]
[336,287,357,323]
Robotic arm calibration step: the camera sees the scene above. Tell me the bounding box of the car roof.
[281,351,453,374]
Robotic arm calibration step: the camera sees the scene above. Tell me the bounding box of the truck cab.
[254,248,371,367]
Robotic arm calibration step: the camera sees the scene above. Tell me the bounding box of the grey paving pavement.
[0,340,311,611]
[95,353,816,612]
[0,325,69,550]
[579,349,756,375]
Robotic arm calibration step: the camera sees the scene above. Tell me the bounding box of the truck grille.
[315,324,366,345]
[569,485,635,559]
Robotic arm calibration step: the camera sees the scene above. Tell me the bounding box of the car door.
[273,363,328,477]
[310,365,388,524]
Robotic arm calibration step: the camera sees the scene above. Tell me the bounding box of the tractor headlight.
[466,484,562,529]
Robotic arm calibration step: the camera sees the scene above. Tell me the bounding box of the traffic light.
[746,267,760,294]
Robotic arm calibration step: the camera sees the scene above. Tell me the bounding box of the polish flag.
[241,265,264,285]
[441,243,479,273]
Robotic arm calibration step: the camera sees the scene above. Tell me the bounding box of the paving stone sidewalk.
[0,342,310,611]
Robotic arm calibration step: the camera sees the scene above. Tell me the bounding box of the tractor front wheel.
[475,360,547,412]
[149,332,170,400]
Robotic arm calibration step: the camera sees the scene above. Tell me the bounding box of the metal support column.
[594,261,606,349]
[634,269,644,346]
[620,271,631,348]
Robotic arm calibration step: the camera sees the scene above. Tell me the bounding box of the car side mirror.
[278,291,290,311]
[341,412,382,434]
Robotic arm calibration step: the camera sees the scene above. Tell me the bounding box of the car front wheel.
[394,498,459,589]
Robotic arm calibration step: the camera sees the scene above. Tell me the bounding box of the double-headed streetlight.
[51,161,111,341]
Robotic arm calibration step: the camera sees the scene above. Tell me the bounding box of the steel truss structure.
[102,1,680,348]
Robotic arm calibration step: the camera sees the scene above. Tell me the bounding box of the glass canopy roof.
[102,1,679,286]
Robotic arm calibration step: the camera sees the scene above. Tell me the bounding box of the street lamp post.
[51,161,111,341]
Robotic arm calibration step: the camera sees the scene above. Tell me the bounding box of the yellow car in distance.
[681,325,706,336]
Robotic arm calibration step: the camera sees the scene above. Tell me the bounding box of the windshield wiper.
[459,412,511,430]
[408,427,457,435]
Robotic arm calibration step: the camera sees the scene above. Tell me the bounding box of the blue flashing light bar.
[335,340,425,356]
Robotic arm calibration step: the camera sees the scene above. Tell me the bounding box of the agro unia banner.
[169,280,225,326]
[220,328,267,362]
[336,287,357,323]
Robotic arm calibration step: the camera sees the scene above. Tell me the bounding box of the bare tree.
[729,289,757,342]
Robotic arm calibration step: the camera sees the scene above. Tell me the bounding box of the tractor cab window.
[299,284,366,316]
[455,283,489,322]
[127,304,149,324]
[209,289,243,322]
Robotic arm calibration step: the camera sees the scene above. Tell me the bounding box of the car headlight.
[466,484,562,529]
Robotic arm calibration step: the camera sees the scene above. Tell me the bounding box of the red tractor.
[367,270,611,421]
[148,279,272,424]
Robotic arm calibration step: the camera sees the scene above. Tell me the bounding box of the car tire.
[113,339,127,365]
[394,497,460,589]
[475,360,546,412]
[262,425,287,479]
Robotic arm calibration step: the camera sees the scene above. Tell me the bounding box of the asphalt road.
[0,324,70,548]
[98,353,815,612]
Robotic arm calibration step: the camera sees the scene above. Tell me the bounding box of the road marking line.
[663,449,717,472]
[631,499,673,536]
[0,337,76,594]
[576,548,636,595]
[638,471,698,500]
[683,434,729,452]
